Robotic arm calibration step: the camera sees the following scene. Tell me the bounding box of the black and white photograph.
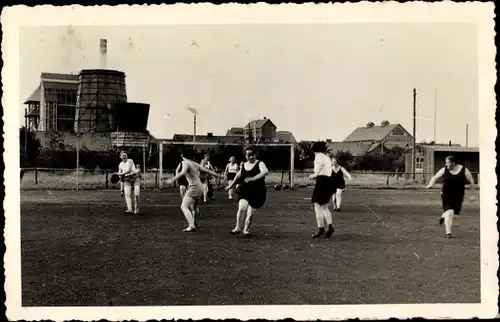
[2,3,497,321]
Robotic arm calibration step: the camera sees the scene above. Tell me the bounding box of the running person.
[117,151,141,215]
[225,147,269,237]
[330,156,353,212]
[309,141,335,238]
[425,155,475,238]
[224,156,240,199]
[166,149,221,232]
[200,154,215,202]
[175,161,189,198]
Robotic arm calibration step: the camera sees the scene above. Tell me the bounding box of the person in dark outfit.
[329,156,353,212]
[426,155,475,238]
[225,147,269,237]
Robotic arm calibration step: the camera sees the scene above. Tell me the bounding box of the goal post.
[157,141,295,189]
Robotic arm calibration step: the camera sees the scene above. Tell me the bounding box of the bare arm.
[223,164,229,178]
[199,164,220,177]
[464,168,475,187]
[170,162,188,182]
[341,167,353,180]
[227,168,243,189]
[249,162,269,181]
[426,167,446,188]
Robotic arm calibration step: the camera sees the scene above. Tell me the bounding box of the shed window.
[415,156,424,170]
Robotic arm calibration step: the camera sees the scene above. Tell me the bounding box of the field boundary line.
[366,205,421,260]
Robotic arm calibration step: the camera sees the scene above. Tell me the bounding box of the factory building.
[23,39,152,150]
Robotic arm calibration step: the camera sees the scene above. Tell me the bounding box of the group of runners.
[113,141,476,238]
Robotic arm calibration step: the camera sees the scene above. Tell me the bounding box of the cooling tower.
[74,69,127,133]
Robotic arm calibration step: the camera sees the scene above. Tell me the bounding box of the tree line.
[20,127,406,172]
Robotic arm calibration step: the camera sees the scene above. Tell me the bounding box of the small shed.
[405,144,480,183]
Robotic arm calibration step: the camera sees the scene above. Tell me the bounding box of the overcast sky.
[19,23,478,146]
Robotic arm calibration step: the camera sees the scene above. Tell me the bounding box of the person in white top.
[166,149,221,232]
[117,151,141,215]
[330,156,353,212]
[308,141,335,238]
[224,156,240,199]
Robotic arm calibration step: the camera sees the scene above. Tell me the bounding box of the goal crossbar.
[158,141,295,188]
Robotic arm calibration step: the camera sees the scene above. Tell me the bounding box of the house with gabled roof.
[342,122,414,154]
[243,117,277,143]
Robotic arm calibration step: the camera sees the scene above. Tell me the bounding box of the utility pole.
[412,88,416,181]
[466,123,469,147]
[433,89,437,143]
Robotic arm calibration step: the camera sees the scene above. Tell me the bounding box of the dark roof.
[343,123,403,142]
[173,134,245,144]
[276,131,296,143]
[327,142,367,156]
[244,118,276,129]
[23,84,58,104]
[79,69,126,77]
[41,73,79,81]
[420,145,479,153]
[226,127,244,136]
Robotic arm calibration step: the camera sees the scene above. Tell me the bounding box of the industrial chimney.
[100,39,107,69]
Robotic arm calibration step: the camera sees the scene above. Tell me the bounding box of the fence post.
[35,168,38,185]
[386,172,390,186]
[105,171,109,189]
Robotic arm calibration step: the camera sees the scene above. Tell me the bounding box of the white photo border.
[2,2,497,321]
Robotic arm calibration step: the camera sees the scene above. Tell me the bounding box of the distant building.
[225,127,244,137]
[404,144,479,182]
[24,73,78,132]
[173,132,244,144]
[243,117,277,143]
[326,141,367,156]
[342,122,414,154]
[276,131,297,143]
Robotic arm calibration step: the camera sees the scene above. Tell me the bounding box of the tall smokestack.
[100,39,107,69]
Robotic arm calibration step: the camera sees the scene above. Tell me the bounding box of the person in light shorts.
[117,151,141,215]
[166,149,221,232]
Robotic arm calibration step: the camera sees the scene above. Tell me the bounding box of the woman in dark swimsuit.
[426,155,475,238]
[225,147,269,237]
[330,156,353,212]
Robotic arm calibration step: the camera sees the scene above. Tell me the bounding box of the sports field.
[21,187,480,306]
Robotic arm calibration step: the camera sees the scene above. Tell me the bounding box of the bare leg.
[180,196,196,231]
[228,180,234,199]
[243,205,254,235]
[232,199,248,234]
[336,189,343,210]
[124,184,133,212]
[203,182,208,202]
[312,203,325,237]
[133,182,140,214]
[180,185,186,199]
[321,204,334,237]
[443,209,454,237]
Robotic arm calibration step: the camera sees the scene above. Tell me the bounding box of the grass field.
[21,187,480,306]
[21,169,437,190]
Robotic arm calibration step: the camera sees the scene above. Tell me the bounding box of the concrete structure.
[404,144,479,183]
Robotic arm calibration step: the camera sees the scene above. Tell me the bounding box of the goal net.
[157,141,295,189]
